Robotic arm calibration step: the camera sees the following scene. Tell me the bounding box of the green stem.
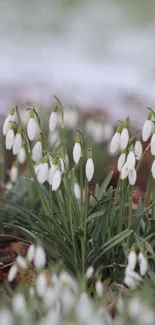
[81,179,88,274]
[128,186,134,230]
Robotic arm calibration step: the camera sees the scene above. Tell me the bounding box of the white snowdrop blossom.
[95,280,103,297]
[16,256,27,269]
[85,266,94,279]
[74,182,81,200]
[142,113,153,142]
[86,149,94,182]
[49,107,58,133]
[138,252,148,276]
[36,272,47,297]
[151,133,155,156]
[17,147,26,164]
[32,140,42,162]
[52,168,61,191]
[5,127,15,150]
[27,110,37,141]
[120,127,129,150]
[109,126,121,154]
[134,140,143,161]
[128,168,137,185]
[2,107,16,136]
[27,244,35,263]
[12,293,27,316]
[128,250,137,271]
[124,268,142,289]
[37,158,49,184]
[8,264,18,282]
[34,245,46,269]
[117,152,126,172]
[59,271,77,293]
[121,162,129,180]
[49,163,57,185]
[10,164,18,183]
[13,131,22,155]
[127,149,136,170]
[59,158,65,175]
[151,160,155,179]
[73,143,81,164]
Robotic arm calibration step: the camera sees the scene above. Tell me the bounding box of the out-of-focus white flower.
[121,162,129,180]
[58,108,78,129]
[36,272,47,297]
[120,124,129,150]
[34,245,46,269]
[109,126,121,154]
[5,182,13,191]
[128,250,137,271]
[10,164,18,183]
[27,110,37,141]
[43,287,57,309]
[59,271,77,293]
[52,168,61,191]
[124,270,142,289]
[128,297,143,319]
[8,264,18,282]
[48,130,60,147]
[37,157,49,184]
[0,309,13,325]
[128,168,137,185]
[13,128,22,155]
[117,152,126,172]
[32,140,42,162]
[127,149,136,170]
[151,160,155,179]
[61,288,75,314]
[17,147,26,164]
[3,107,16,136]
[85,266,94,279]
[138,252,148,276]
[12,293,27,316]
[49,106,58,132]
[16,256,27,269]
[95,280,103,297]
[74,182,81,200]
[86,149,94,182]
[5,125,15,150]
[134,140,143,161]
[142,112,153,142]
[49,163,57,185]
[151,133,155,156]
[27,244,35,263]
[76,292,93,324]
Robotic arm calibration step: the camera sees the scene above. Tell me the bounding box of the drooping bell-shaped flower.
[120,119,129,150]
[95,280,103,297]
[109,125,121,154]
[49,105,58,133]
[152,159,155,179]
[36,272,47,297]
[27,110,37,141]
[138,251,148,276]
[37,156,49,184]
[8,264,18,282]
[10,162,18,183]
[85,148,94,182]
[73,133,81,164]
[127,145,136,170]
[32,139,42,162]
[5,122,15,150]
[52,167,61,191]
[27,244,35,263]
[74,182,81,200]
[134,140,142,161]
[117,152,126,172]
[34,244,46,269]
[121,162,129,180]
[17,147,26,164]
[142,112,153,142]
[128,249,137,271]
[128,168,137,185]
[59,158,65,175]
[3,106,16,136]
[13,126,22,155]
[16,256,28,270]
[85,266,94,279]
[48,159,57,185]
[12,293,27,316]
[151,132,155,156]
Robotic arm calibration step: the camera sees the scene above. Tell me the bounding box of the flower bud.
[128,250,137,271]
[151,133,155,156]
[120,120,129,150]
[85,266,94,279]
[37,157,49,184]
[127,147,136,170]
[32,140,42,162]
[16,256,27,269]
[17,147,26,164]
[142,112,153,142]
[117,152,126,172]
[27,244,35,263]
[27,110,37,141]
[121,162,129,180]
[49,106,58,133]
[151,160,155,179]
[36,272,47,297]
[95,280,103,297]
[138,252,148,276]
[74,183,81,200]
[86,149,94,182]
[13,127,22,155]
[134,140,142,161]
[109,125,121,154]
[34,245,46,269]
[52,168,61,191]
[128,168,137,185]
[73,134,81,164]
[3,107,16,136]
[8,264,18,282]
[5,123,15,150]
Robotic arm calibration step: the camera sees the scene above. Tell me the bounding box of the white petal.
[151,133,155,156]
[85,158,94,182]
[13,133,22,155]
[52,169,61,191]
[117,152,125,172]
[142,120,153,142]
[95,280,103,297]
[34,245,46,269]
[3,116,10,136]
[128,251,137,271]
[73,143,81,164]
[36,272,47,297]
[120,128,129,150]
[128,168,137,185]
[8,264,18,282]
[59,158,65,175]
[49,164,57,185]
[37,163,49,184]
[27,117,37,141]
[110,132,120,154]
[10,166,18,183]
[5,129,15,150]
[27,244,35,263]
[12,293,27,316]
[17,147,26,164]
[32,141,42,162]
[16,256,27,269]
[138,252,148,276]
[74,183,81,200]
[152,160,155,179]
[134,141,142,161]
[85,266,94,279]
[121,162,129,180]
[49,111,57,132]
[127,151,136,170]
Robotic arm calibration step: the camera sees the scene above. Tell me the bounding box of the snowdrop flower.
[16,256,27,269]
[3,106,16,136]
[74,182,81,200]
[124,269,142,289]
[8,264,18,282]
[10,163,18,183]
[128,168,137,185]
[34,245,46,269]
[120,119,129,150]
[73,133,81,164]
[5,182,13,191]
[12,293,27,316]
[95,280,103,297]
[121,162,129,180]
[37,156,49,184]
[142,112,153,142]
[109,125,121,154]
[128,249,137,271]
[59,271,77,293]
[134,140,143,161]
[0,309,13,325]
[128,297,143,319]
[117,152,126,172]
[17,146,26,164]
[59,158,65,175]
[27,110,37,141]
[5,123,15,150]
[13,126,22,155]
[52,168,61,191]
[85,266,94,279]
[49,161,57,185]
[126,146,136,170]
[151,133,155,156]
[27,244,35,263]
[49,105,58,132]
[36,272,47,297]
[138,251,148,276]
[151,160,155,179]
[85,148,94,182]
[32,139,42,162]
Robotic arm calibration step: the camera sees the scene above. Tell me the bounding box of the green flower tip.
[87,148,92,159]
[43,156,48,163]
[17,125,22,134]
[53,104,58,113]
[10,107,15,116]
[75,133,80,143]
[10,122,14,130]
[129,144,134,151]
[116,125,122,134]
[123,118,129,129]
[147,112,152,120]
[30,110,35,118]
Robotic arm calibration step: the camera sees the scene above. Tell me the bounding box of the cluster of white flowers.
[124,249,148,289]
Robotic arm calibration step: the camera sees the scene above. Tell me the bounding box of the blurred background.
[0,0,155,126]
